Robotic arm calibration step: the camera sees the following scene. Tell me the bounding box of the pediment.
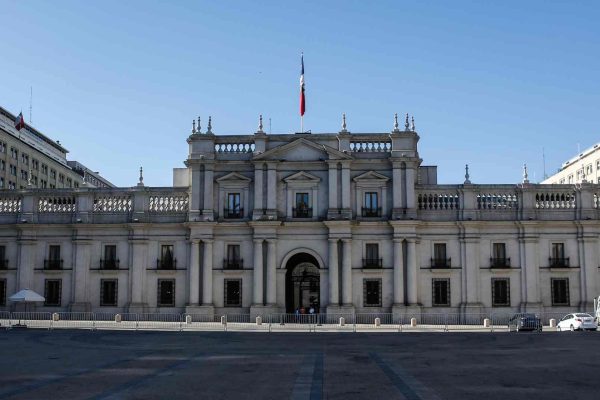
[215,172,252,182]
[353,171,390,182]
[283,171,321,183]
[254,138,353,162]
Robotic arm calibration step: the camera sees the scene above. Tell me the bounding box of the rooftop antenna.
[29,86,33,124]
[269,117,272,134]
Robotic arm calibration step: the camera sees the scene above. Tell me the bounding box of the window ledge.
[220,269,248,274]
[34,269,73,274]
[147,269,186,274]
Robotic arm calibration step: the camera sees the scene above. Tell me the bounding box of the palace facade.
[0,115,598,317]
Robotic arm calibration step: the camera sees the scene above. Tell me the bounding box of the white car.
[556,313,597,332]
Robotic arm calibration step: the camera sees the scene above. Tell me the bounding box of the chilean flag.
[14,112,25,131]
[300,54,305,116]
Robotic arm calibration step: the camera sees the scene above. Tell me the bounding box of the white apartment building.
[542,142,600,185]
[0,115,597,318]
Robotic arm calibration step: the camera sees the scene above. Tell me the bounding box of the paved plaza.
[0,329,597,399]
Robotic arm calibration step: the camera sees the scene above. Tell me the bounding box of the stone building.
[0,114,597,317]
[542,142,600,185]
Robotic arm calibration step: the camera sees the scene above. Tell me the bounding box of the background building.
[0,106,114,190]
[542,142,600,185]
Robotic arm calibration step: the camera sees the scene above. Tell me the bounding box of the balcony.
[44,259,64,270]
[362,258,383,269]
[223,259,244,270]
[157,258,177,270]
[100,259,120,270]
[0,259,8,269]
[361,207,382,218]
[549,257,570,268]
[431,258,451,269]
[223,208,244,219]
[490,257,511,268]
[292,207,312,218]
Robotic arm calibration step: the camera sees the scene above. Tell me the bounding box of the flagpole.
[301,116,303,133]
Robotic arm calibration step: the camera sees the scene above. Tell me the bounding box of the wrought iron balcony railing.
[490,257,511,268]
[549,257,569,268]
[361,207,382,217]
[223,208,244,219]
[223,259,244,270]
[157,258,177,270]
[431,258,451,269]
[292,207,312,218]
[100,259,120,270]
[44,259,64,270]
[362,258,383,268]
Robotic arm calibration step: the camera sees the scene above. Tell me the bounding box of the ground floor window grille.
[551,278,569,306]
[491,278,510,307]
[0,279,6,306]
[224,279,242,307]
[157,279,175,307]
[100,279,118,306]
[363,279,382,307]
[44,279,62,306]
[432,279,450,306]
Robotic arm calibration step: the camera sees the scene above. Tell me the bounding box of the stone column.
[328,164,338,209]
[462,237,482,311]
[267,164,277,211]
[266,239,277,305]
[405,168,416,209]
[203,165,214,217]
[342,239,353,305]
[71,240,91,311]
[406,239,418,305]
[579,237,597,310]
[341,164,351,209]
[129,239,148,312]
[16,240,35,291]
[254,164,264,216]
[392,163,402,209]
[393,238,404,305]
[253,239,264,305]
[328,239,339,306]
[201,239,213,305]
[188,240,200,305]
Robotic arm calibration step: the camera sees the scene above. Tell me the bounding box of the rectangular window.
[225,193,242,218]
[432,279,450,306]
[491,278,510,307]
[46,245,62,270]
[551,278,569,306]
[0,245,6,269]
[432,243,449,268]
[364,243,380,268]
[550,243,568,267]
[491,243,509,267]
[103,245,118,269]
[0,279,6,306]
[157,279,175,307]
[44,279,62,306]
[224,279,242,307]
[363,279,382,307]
[100,279,118,306]
[362,192,380,217]
[0,160,5,171]
[159,245,175,269]
[294,192,311,218]
[225,244,242,269]
[0,177,3,189]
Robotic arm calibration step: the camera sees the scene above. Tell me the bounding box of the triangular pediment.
[353,171,390,182]
[283,171,321,183]
[215,172,252,182]
[254,138,353,162]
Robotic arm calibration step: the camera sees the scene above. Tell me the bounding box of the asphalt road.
[0,329,597,399]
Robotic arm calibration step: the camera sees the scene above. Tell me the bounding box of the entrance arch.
[285,253,320,313]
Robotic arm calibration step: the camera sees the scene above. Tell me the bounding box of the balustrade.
[39,196,76,213]
[418,193,460,210]
[148,194,189,213]
[535,192,575,209]
[214,142,255,153]
[0,196,21,213]
[350,141,391,152]
[477,193,518,209]
[93,195,132,213]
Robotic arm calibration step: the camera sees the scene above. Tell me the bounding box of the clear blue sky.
[2,1,599,186]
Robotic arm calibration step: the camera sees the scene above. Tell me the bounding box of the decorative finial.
[192,119,196,134]
[464,164,471,184]
[393,113,399,132]
[207,116,213,134]
[523,163,529,184]
[411,116,415,132]
[405,113,410,131]
[341,113,347,132]
[137,166,144,187]
[197,116,201,134]
[258,114,264,133]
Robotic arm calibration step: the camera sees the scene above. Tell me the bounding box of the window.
[0,160,5,171]
[363,279,382,307]
[224,279,242,306]
[568,175,573,184]
[362,192,380,217]
[41,164,48,175]
[559,179,565,184]
[224,244,242,269]
[225,193,242,218]
[293,192,311,218]
[8,181,15,189]
[46,245,62,270]
[158,245,175,269]
[0,279,6,306]
[0,177,3,189]
[491,243,509,268]
[40,180,47,188]
[9,165,17,176]
[21,170,28,180]
[0,141,5,153]
[102,245,118,269]
[491,278,510,307]
[364,243,381,268]
[551,278,569,306]
[100,279,118,306]
[10,147,17,159]
[157,279,175,306]
[432,243,449,268]
[44,279,62,306]
[58,174,64,184]
[0,245,6,269]
[50,169,56,179]
[432,279,450,306]
[587,165,592,175]
[32,159,39,170]
[550,243,568,267]
[21,153,29,165]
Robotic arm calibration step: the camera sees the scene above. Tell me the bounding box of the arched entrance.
[285,253,320,313]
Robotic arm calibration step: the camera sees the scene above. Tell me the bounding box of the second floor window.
[294,192,311,218]
[159,245,175,269]
[363,192,380,217]
[225,193,242,218]
[0,246,6,269]
[102,245,118,269]
[364,243,381,268]
[225,244,242,269]
[46,245,62,270]
[432,243,449,268]
[491,243,509,268]
[551,243,568,267]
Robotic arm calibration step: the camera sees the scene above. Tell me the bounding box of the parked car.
[508,313,542,332]
[556,313,597,332]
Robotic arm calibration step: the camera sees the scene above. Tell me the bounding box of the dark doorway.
[285,253,320,313]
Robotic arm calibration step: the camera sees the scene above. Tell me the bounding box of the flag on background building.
[300,54,305,116]
[14,112,25,131]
